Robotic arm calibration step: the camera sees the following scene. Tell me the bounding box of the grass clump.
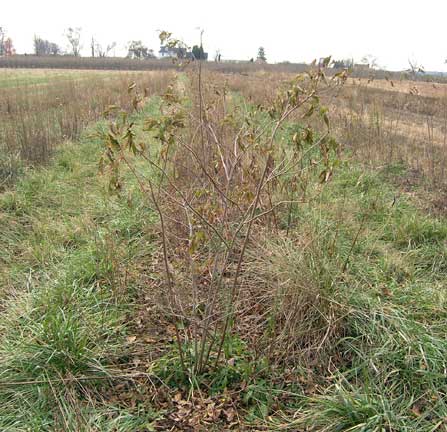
[303,383,410,432]
[0,111,159,429]
[252,157,447,431]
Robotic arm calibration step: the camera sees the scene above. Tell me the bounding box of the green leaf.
[189,230,207,254]
[108,132,121,151]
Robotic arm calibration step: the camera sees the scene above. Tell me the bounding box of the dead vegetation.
[225,70,447,197]
[0,69,172,186]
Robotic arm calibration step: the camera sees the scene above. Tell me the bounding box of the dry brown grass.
[350,77,447,98]
[242,230,346,367]
[331,80,447,187]
[223,71,447,191]
[0,69,172,185]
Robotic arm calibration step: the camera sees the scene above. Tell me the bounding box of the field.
[0,65,446,431]
[0,68,172,186]
[0,69,109,88]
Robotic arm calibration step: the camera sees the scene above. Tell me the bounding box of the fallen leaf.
[411,405,422,417]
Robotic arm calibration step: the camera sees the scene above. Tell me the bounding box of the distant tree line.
[33,36,61,56]
[2,25,394,71]
[332,58,354,69]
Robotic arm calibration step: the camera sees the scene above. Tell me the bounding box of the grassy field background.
[0,68,446,430]
[0,68,172,188]
[0,68,159,89]
[0,69,94,88]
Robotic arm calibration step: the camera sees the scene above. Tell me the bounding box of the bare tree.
[90,36,116,58]
[214,49,221,62]
[65,27,82,56]
[0,27,16,56]
[91,36,95,57]
[97,41,116,57]
[127,40,154,59]
[49,42,61,55]
[34,35,61,56]
[408,58,424,75]
[0,27,6,56]
[360,54,378,69]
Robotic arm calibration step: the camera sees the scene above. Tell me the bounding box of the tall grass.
[225,71,447,191]
[0,69,172,186]
[331,81,447,188]
[0,116,162,429]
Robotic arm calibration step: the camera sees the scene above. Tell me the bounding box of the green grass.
[1,80,446,430]
[0,69,123,89]
[258,159,447,431]
[0,100,161,430]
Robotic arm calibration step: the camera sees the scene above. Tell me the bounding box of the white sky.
[3,0,447,71]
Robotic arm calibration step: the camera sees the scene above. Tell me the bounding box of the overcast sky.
[3,0,447,71]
